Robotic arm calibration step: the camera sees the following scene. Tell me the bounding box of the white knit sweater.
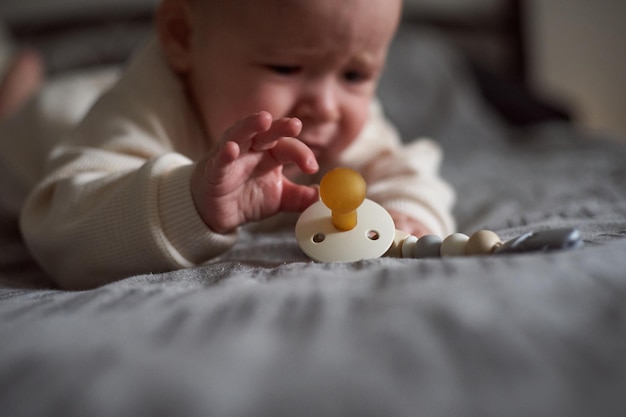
[1,40,455,288]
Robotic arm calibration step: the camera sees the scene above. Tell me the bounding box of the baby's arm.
[20,112,319,289]
[191,111,319,234]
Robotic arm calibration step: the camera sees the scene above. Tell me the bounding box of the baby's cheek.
[336,107,370,151]
[352,104,370,132]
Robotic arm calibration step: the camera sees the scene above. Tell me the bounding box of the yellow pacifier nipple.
[319,167,366,231]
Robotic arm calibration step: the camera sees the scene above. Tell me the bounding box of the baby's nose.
[294,80,340,123]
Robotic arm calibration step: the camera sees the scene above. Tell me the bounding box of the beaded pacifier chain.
[295,168,583,263]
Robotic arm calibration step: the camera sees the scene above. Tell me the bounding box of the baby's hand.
[191,112,319,234]
[387,209,432,238]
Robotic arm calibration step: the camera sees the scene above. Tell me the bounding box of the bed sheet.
[1,27,626,417]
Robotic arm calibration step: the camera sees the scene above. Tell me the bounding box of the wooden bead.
[465,230,502,255]
[440,233,469,257]
[412,235,442,258]
[384,230,410,258]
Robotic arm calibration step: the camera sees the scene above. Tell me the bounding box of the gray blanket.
[2,27,626,417]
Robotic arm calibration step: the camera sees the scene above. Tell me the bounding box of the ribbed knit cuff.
[158,162,237,266]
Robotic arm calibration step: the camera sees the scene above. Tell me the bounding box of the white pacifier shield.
[295,199,395,262]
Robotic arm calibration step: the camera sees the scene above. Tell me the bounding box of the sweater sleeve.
[339,101,456,236]
[20,143,237,289]
[18,45,238,289]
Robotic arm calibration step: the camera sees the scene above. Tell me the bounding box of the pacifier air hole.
[312,233,326,243]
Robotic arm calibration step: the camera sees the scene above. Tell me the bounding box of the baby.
[3,0,455,288]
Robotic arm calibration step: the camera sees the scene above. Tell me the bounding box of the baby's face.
[184,0,401,162]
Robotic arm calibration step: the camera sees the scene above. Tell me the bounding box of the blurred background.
[1,0,625,140]
[526,0,626,140]
[403,0,626,140]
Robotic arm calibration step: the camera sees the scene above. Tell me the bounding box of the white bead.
[440,233,469,257]
[401,235,418,258]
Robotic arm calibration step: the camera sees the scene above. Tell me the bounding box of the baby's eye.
[343,70,369,83]
[267,65,301,75]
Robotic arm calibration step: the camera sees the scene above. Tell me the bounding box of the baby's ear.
[156,0,193,73]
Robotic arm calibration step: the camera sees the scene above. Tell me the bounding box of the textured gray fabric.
[2,27,626,417]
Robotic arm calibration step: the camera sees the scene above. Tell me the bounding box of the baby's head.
[157,0,402,161]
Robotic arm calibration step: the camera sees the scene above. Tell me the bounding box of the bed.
[2,2,626,416]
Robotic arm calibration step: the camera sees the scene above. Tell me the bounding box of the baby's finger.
[251,117,302,152]
[222,112,273,152]
[216,140,240,168]
[201,140,241,189]
[269,137,318,174]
